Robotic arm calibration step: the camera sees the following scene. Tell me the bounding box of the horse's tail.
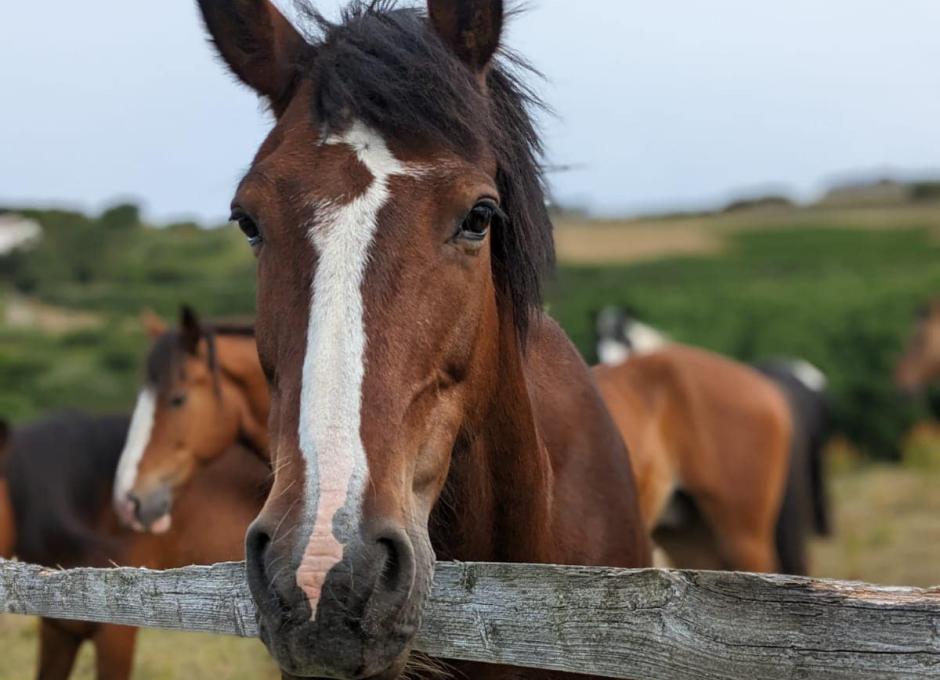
[774,428,810,575]
[782,359,833,537]
[757,358,832,575]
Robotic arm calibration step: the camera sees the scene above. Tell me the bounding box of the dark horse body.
[194,1,650,677]
[1,411,268,680]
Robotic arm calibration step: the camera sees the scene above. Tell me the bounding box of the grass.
[0,619,279,680]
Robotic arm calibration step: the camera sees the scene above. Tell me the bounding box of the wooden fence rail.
[1,558,939,679]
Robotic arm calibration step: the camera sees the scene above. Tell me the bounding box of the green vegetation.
[2,203,938,458]
[0,205,256,422]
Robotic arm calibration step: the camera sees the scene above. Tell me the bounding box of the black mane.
[295,1,554,339]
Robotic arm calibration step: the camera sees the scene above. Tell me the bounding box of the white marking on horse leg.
[112,388,156,528]
[295,121,415,614]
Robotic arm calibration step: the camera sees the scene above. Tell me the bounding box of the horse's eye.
[169,394,187,408]
[230,210,263,248]
[457,199,500,242]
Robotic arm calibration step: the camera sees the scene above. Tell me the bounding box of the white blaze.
[113,388,156,509]
[295,121,414,611]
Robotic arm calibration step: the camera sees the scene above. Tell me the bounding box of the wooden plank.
[1,558,938,679]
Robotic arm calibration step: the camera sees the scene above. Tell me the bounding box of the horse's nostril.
[373,528,415,600]
[127,493,142,519]
[378,537,401,590]
[245,521,272,582]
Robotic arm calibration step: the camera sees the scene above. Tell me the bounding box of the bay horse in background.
[896,298,940,392]
[195,0,650,678]
[113,306,269,532]
[594,306,832,574]
[0,415,268,677]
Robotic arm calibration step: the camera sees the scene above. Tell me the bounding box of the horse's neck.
[215,335,270,451]
[432,314,556,564]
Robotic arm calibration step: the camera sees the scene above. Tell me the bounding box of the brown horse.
[2,365,269,678]
[896,298,940,392]
[194,1,650,678]
[594,307,832,574]
[594,346,794,572]
[112,307,269,532]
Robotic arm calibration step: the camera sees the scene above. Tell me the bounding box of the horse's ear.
[0,419,9,451]
[427,0,504,73]
[196,0,307,115]
[141,309,167,339]
[179,305,202,356]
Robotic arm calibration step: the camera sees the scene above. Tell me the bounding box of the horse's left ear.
[428,0,504,73]
[196,0,308,116]
[179,305,202,356]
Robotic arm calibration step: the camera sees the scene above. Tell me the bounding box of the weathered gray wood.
[1,558,939,679]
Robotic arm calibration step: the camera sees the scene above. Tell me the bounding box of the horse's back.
[643,345,792,475]
[524,315,650,567]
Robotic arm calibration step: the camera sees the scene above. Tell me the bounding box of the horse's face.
[896,301,940,392]
[113,308,242,533]
[198,1,516,677]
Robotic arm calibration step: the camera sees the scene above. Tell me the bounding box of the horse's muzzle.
[244,519,432,679]
[118,486,173,534]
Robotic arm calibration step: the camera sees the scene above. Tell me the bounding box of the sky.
[1,0,939,223]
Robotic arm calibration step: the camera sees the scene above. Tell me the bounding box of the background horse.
[113,306,268,532]
[594,346,793,572]
[594,306,831,574]
[195,0,650,677]
[896,298,940,392]
[2,409,268,680]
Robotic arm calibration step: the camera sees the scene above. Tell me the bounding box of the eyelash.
[230,210,263,248]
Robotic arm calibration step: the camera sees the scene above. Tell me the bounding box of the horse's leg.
[92,624,138,680]
[695,494,779,573]
[37,619,83,680]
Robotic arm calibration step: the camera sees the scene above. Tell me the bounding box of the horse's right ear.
[179,305,203,356]
[141,309,167,339]
[196,0,308,116]
[428,0,504,73]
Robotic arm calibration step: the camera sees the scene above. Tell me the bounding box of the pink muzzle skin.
[296,486,350,616]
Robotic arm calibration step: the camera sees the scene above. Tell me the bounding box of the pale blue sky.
[1,1,939,222]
